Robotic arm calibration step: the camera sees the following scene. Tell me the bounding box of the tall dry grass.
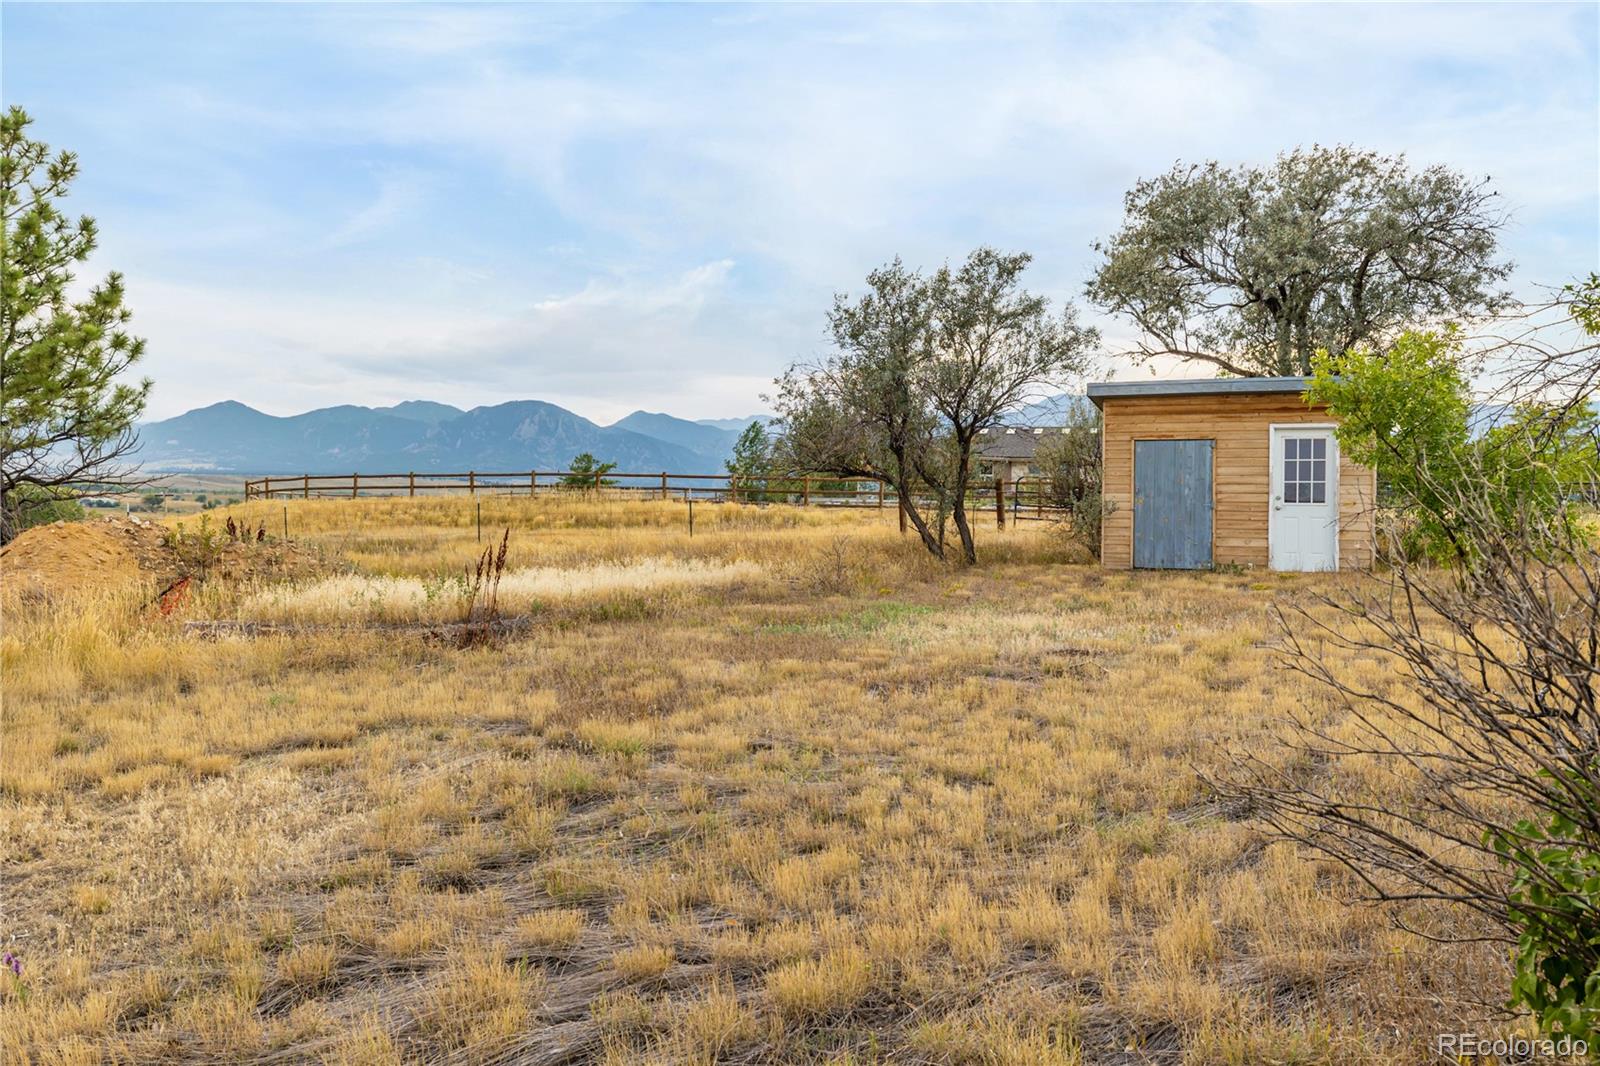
[235,559,765,624]
[0,498,1519,1064]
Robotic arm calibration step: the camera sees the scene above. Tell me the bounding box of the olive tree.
[776,249,1095,564]
[775,258,953,557]
[1,106,149,542]
[1089,145,1512,376]
[921,249,1097,562]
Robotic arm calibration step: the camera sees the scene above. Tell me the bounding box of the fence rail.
[242,470,1071,525]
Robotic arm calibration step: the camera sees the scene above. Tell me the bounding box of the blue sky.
[5,3,1597,422]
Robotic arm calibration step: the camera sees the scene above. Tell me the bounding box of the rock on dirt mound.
[0,517,320,599]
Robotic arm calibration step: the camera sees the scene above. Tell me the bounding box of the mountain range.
[133,394,1080,475]
[134,400,773,475]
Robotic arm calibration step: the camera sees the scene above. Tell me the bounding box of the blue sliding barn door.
[1133,439,1214,569]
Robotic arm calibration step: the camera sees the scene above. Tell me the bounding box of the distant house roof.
[973,426,1066,461]
[1085,376,1312,407]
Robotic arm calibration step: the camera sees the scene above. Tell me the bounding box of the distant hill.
[381,400,464,425]
[135,399,738,475]
[610,411,741,458]
[693,415,773,433]
[136,401,430,473]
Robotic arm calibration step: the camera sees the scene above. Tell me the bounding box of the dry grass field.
[0,496,1524,1063]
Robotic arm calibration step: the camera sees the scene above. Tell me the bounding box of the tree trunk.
[896,477,944,559]
[1293,311,1313,374]
[0,489,16,546]
[886,465,944,560]
[949,478,977,565]
[1276,318,1293,375]
[948,442,978,565]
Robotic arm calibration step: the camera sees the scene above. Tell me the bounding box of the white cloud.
[130,260,779,421]
[14,2,1595,417]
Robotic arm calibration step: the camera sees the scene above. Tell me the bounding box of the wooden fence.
[241,470,1069,525]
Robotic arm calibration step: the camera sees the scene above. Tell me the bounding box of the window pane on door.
[1282,436,1329,506]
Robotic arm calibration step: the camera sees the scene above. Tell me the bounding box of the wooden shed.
[1088,377,1375,571]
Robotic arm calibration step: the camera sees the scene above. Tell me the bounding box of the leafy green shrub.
[5,484,85,531]
[1309,329,1597,562]
[1490,799,1600,1043]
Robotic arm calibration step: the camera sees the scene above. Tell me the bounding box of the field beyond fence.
[243,469,1069,522]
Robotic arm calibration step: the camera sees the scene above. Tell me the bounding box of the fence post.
[352,473,359,499]
[303,474,309,499]
[594,470,602,493]
[877,479,884,509]
[469,471,476,496]
[802,475,811,506]
[995,477,1006,529]
[409,472,415,498]
[530,471,537,496]
[730,474,738,503]
[661,472,668,500]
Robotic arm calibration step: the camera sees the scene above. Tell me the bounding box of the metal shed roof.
[1086,377,1311,407]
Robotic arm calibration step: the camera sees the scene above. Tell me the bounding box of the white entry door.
[1269,426,1339,571]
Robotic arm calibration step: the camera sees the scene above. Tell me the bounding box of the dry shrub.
[414,947,539,1050]
[765,945,871,1020]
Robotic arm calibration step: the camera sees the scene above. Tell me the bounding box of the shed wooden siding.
[1100,393,1375,570]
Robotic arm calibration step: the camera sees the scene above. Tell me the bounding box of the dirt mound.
[1,517,320,599]
[1,517,169,596]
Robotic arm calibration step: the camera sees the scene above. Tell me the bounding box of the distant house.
[972,426,1067,485]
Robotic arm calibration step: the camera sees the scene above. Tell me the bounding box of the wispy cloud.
[327,172,427,247]
[124,260,778,422]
